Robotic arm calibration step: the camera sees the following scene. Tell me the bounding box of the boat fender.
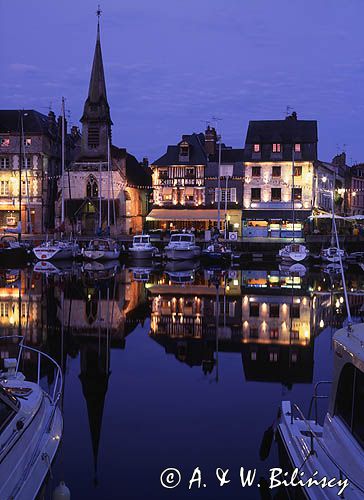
[53,481,71,500]
[259,424,274,461]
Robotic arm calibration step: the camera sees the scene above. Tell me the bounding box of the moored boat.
[201,240,231,263]
[0,236,30,265]
[320,246,347,263]
[278,243,309,262]
[165,234,201,261]
[82,238,120,261]
[33,240,79,261]
[0,337,63,500]
[129,235,158,260]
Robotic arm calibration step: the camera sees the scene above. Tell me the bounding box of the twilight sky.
[1,0,364,164]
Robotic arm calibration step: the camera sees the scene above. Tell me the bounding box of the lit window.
[0,158,10,169]
[21,180,28,196]
[253,144,260,153]
[0,180,9,196]
[24,138,32,146]
[86,175,98,197]
[269,328,279,339]
[272,143,281,153]
[294,166,302,177]
[0,137,10,147]
[294,143,301,152]
[292,188,302,201]
[215,188,236,203]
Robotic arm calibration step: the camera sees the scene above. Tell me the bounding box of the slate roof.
[208,148,245,163]
[245,118,318,144]
[0,110,50,135]
[152,133,207,166]
[126,152,152,188]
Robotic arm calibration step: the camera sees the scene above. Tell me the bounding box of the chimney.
[286,111,298,121]
[204,125,217,156]
[332,152,346,167]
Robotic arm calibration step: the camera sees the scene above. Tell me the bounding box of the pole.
[98,161,102,233]
[292,145,295,243]
[217,137,222,235]
[107,135,110,232]
[18,111,22,243]
[224,174,228,239]
[61,97,65,228]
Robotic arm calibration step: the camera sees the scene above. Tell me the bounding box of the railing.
[290,402,364,496]
[307,380,332,425]
[0,335,63,407]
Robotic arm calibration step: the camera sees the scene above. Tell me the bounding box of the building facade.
[148,126,244,236]
[348,163,364,216]
[242,112,317,239]
[59,17,150,236]
[0,110,65,234]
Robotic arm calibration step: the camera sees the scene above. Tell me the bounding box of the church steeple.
[80,6,112,159]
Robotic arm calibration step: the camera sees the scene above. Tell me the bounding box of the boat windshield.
[134,236,150,244]
[335,363,364,449]
[0,386,19,432]
[180,235,193,242]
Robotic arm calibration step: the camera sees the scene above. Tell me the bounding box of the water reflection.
[0,262,363,497]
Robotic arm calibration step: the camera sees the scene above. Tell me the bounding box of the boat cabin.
[169,234,196,244]
[90,239,117,251]
[133,235,151,246]
[330,324,364,448]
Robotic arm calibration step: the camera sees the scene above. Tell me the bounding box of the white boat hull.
[321,248,346,263]
[129,248,155,259]
[165,247,201,261]
[33,247,75,261]
[278,401,363,499]
[0,389,62,500]
[83,249,120,261]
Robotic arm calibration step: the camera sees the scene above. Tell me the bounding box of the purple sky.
[1,0,364,164]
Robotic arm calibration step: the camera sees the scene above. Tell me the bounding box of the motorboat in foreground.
[277,322,364,499]
[320,246,347,263]
[165,234,201,261]
[82,238,120,261]
[33,239,79,261]
[129,235,158,260]
[0,337,63,500]
[278,243,309,262]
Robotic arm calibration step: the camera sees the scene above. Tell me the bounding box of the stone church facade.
[58,16,150,236]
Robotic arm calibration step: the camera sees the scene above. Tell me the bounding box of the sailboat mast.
[61,98,65,227]
[98,161,102,232]
[292,145,295,243]
[217,136,222,234]
[18,111,22,243]
[107,135,110,231]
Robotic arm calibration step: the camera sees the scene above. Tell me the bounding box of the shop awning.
[242,209,311,221]
[147,209,231,222]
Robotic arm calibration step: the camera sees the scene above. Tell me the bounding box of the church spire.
[80,6,112,158]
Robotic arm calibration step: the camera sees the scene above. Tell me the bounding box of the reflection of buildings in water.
[56,269,149,346]
[149,268,315,385]
[150,270,242,343]
[149,270,242,373]
[79,339,110,485]
[241,291,314,385]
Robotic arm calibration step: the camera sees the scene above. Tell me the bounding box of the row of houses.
[1,13,364,239]
[148,114,364,239]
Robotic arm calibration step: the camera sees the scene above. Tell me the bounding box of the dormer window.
[24,138,32,146]
[179,141,190,162]
[294,143,301,152]
[272,143,281,153]
[253,144,260,153]
[88,126,100,148]
[0,137,10,147]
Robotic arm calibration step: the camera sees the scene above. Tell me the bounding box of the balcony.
[249,201,303,209]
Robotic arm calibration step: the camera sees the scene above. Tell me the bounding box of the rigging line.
[331,190,352,329]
